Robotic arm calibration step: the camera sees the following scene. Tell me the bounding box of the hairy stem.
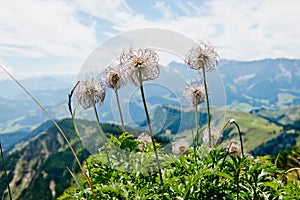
[202,67,212,148]
[93,104,106,142]
[231,121,244,157]
[93,104,110,165]
[138,68,164,186]
[195,104,199,147]
[114,89,125,132]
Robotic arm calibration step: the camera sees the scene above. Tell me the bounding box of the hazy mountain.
[0,75,75,99]
[169,58,300,111]
[0,75,74,125]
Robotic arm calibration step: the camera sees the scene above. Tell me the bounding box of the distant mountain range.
[1,58,299,134]
[169,58,300,111]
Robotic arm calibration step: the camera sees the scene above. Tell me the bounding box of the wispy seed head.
[75,77,106,110]
[185,41,219,72]
[120,47,160,87]
[183,80,206,106]
[203,127,222,146]
[102,63,127,90]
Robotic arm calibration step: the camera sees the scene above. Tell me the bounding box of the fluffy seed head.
[120,47,160,86]
[228,142,242,157]
[183,80,206,106]
[171,138,190,156]
[185,41,219,72]
[102,64,127,90]
[203,127,222,146]
[75,77,106,110]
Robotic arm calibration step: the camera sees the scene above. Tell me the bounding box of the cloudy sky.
[0,0,299,79]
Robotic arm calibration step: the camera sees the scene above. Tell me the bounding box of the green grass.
[59,133,300,199]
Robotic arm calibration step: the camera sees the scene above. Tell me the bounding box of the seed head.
[229,118,236,124]
[137,132,152,144]
[185,41,219,72]
[75,77,106,110]
[183,80,206,106]
[203,127,222,146]
[136,132,152,150]
[171,138,190,156]
[120,47,160,86]
[228,142,242,157]
[102,63,127,90]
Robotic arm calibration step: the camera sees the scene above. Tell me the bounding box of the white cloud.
[0,0,97,58]
[77,0,300,61]
[1,0,300,69]
[153,1,176,19]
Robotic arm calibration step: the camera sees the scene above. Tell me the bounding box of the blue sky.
[0,0,300,79]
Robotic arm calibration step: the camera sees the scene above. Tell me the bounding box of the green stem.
[191,126,198,170]
[93,104,106,143]
[232,121,244,157]
[236,166,241,200]
[114,89,125,132]
[138,68,164,186]
[202,67,212,148]
[93,104,110,165]
[195,104,199,147]
[0,142,12,200]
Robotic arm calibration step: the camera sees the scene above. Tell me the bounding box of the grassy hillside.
[0,119,133,199]
[146,105,283,153]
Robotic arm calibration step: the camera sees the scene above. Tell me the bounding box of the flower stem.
[138,69,164,186]
[0,142,12,200]
[93,104,110,165]
[236,166,241,200]
[202,67,212,148]
[114,89,125,132]
[231,121,244,157]
[93,104,106,143]
[195,104,199,147]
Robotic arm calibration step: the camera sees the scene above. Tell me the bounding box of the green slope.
[0,119,130,200]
